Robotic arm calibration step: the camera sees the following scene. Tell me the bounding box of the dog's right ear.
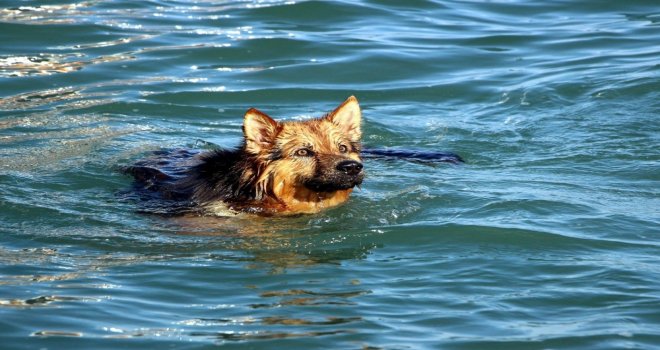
[327,96,362,142]
[243,108,279,154]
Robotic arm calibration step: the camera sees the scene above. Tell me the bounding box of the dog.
[126,96,364,216]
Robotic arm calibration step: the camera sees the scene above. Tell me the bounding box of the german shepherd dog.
[126,96,463,217]
[126,96,364,216]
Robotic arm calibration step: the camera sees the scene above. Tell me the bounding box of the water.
[1,0,659,348]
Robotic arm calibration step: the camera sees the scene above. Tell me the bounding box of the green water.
[1,1,659,349]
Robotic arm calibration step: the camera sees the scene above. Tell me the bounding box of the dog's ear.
[243,108,279,154]
[327,96,361,141]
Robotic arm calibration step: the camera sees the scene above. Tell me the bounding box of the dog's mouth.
[303,174,364,193]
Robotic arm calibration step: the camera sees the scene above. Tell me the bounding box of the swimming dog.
[127,96,364,216]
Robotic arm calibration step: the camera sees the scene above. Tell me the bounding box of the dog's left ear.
[327,96,361,141]
[243,108,279,154]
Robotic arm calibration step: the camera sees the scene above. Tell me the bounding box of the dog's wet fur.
[124,96,465,216]
[126,96,365,216]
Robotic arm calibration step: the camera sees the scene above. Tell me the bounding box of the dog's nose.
[336,160,363,176]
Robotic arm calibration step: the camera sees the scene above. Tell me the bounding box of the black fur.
[182,148,255,203]
[123,147,260,215]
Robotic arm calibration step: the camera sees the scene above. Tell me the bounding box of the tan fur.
[270,180,354,214]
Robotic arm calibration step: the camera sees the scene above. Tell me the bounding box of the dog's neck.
[269,184,353,214]
[219,187,352,216]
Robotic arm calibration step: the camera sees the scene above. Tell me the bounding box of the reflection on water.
[0,0,292,78]
[0,295,96,308]
[0,52,134,78]
[0,125,149,172]
[31,330,84,337]
[165,213,380,275]
[253,288,370,309]
[0,230,374,343]
[190,329,351,342]
[0,3,91,25]
[0,54,84,77]
[0,84,149,172]
[0,87,82,111]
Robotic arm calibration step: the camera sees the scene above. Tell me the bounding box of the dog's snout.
[336,160,363,176]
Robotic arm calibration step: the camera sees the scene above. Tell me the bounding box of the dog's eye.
[295,148,313,157]
[339,144,348,153]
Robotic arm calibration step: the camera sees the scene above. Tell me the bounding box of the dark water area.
[1,1,659,349]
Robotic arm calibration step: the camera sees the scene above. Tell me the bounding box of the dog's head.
[242,96,364,198]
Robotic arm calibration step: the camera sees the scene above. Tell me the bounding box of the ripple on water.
[1,0,660,349]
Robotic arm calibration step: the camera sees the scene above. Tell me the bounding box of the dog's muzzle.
[304,159,364,192]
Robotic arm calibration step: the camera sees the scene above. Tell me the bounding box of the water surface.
[1,1,659,349]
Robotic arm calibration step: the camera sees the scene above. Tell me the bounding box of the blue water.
[1,1,659,349]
